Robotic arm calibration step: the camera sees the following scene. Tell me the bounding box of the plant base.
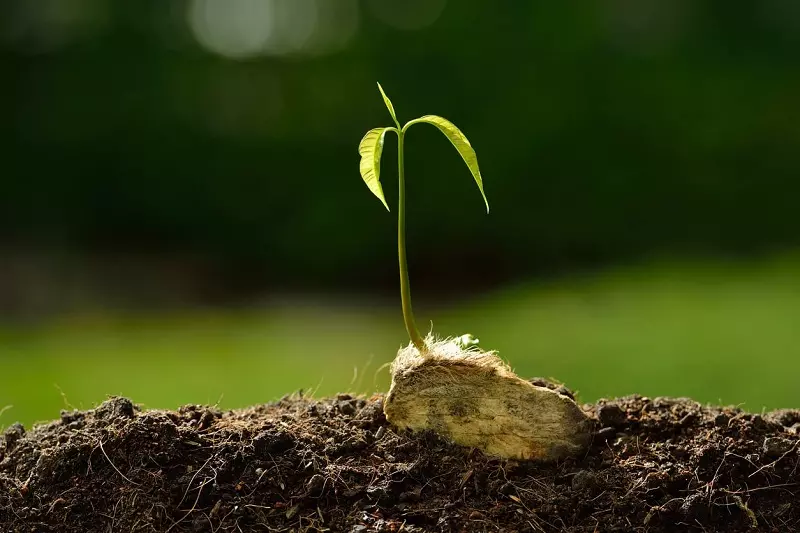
[384,336,593,460]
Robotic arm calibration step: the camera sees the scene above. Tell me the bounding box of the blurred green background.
[2,1,799,427]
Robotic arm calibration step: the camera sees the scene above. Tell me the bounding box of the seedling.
[359,84,591,461]
[358,82,488,353]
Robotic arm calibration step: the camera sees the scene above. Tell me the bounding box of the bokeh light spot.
[188,0,277,60]
[187,0,355,59]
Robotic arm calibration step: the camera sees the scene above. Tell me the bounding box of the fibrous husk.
[384,336,593,461]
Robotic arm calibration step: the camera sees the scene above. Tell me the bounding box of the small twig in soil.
[178,454,214,508]
[707,453,728,503]
[749,440,799,479]
[165,477,207,533]
[723,483,799,495]
[725,451,762,473]
[97,439,140,486]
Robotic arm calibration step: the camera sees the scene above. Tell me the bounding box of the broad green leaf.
[405,115,489,213]
[377,82,398,125]
[358,127,391,211]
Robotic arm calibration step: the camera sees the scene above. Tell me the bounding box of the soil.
[1,383,799,532]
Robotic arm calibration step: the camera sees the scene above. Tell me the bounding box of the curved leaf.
[377,82,399,125]
[358,127,392,211]
[405,115,489,212]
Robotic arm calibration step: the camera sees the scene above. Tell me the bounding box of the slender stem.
[397,130,425,351]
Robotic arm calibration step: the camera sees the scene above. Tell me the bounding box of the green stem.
[397,130,425,351]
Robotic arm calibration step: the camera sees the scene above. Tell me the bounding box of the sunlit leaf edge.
[358,127,392,211]
[405,115,489,213]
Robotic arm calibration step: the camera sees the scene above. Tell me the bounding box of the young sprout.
[361,84,592,461]
[358,83,488,352]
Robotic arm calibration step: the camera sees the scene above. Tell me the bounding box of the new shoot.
[358,82,488,353]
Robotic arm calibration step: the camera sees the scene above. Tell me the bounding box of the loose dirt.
[1,383,798,532]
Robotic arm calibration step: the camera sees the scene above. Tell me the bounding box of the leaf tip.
[378,192,390,212]
[376,83,398,124]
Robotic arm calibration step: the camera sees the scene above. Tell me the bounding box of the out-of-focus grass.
[1,255,799,428]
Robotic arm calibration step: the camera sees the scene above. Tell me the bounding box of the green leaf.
[405,115,489,213]
[358,127,392,211]
[377,82,398,125]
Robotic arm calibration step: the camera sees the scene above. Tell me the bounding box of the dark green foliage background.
[3,1,799,293]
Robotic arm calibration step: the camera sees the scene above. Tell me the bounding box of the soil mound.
[1,389,798,532]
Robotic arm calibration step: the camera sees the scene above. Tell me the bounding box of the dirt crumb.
[0,395,798,532]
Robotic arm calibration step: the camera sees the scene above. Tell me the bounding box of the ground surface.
[1,387,799,532]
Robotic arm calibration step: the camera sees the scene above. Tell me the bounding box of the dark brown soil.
[1,385,799,532]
